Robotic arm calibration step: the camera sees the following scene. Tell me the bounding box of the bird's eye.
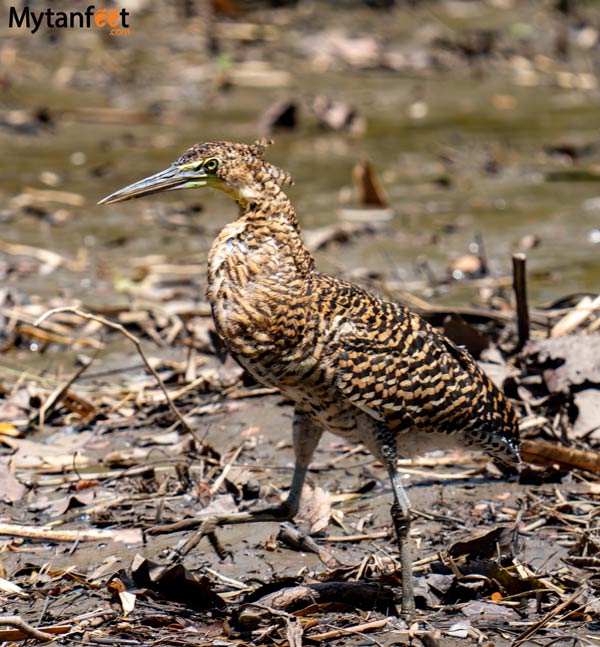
[204,158,219,172]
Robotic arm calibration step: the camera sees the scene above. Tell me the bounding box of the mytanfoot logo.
[8,5,131,36]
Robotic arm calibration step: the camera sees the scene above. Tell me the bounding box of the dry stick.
[307,618,389,642]
[520,439,600,473]
[0,615,55,641]
[414,303,548,327]
[551,294,600,337]
[30,350,98,429]
[321,531,389,543]
[511,584,586,646]
[0,522,142,544]
[0,607,116,642]
[34,306,193,436]
[208,442,246,496]
[512,253,530,351]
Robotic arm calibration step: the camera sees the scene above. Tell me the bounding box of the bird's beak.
[98,165,209,205]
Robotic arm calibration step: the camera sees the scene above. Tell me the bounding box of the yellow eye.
[204,158,219,172]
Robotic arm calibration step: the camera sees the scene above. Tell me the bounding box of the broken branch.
[0,615,58,642]
[521,439,600,473]
[33,306,193,436]
[512,253,530,350]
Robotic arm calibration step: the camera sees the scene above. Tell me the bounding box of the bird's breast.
[207,227,309,369]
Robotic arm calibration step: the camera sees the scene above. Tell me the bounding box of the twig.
[209,442,246,496]
[0,615,56,641]
[551,294,600,337]
[0,522,142,544]
[321,531,389,542]
[388,466,481,480]
[512,253,530,350]
[307,618,389,641]
[521,439,600,472]
[34,306,193,435]
[30,350,98,429]
[415,303,549,327]
[0,240,82,272]
[511,585,586,646]
[204,567,249,591]
[14,322,103,350]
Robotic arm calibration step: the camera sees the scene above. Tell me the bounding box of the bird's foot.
[164,516,233,564]
[164,503,296,565]
[206,528,234,561]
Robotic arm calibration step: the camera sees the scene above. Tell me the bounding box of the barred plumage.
[99,140,520,616]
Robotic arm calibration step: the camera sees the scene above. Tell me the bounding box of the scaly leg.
[167,408,323,562]
[369,438,414,617]
[387,465,415,617]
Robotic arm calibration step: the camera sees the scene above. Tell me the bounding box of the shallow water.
[1,2,599,309]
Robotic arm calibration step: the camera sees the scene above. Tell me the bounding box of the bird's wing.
[323,287,491,432]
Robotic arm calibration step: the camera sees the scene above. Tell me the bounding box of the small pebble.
[70,151,87,166]
[588,229,600,244]
[39,170,61,186]
[242,479,261,500]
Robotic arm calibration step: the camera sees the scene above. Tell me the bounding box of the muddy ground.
[1,1,600,645]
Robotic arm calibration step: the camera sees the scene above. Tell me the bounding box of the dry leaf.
[523,335,600,393]
[443,314,491,359]
[0,577,28,598]
[298,484,332,534]
[0,457,25,503]
[0,423,21,437]
[131,555,225,611]
[573,389,600,439]
[352,160,389,207]
[118,590,136,616]
[461,600,518,620]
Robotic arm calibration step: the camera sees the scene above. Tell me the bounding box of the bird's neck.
[208,184,314,284]
[241,187,314,270]
[206,184,314,350]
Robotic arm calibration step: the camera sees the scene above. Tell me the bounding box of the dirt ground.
[1,276,599,647]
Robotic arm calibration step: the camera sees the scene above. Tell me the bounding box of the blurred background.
[1,0,599,311]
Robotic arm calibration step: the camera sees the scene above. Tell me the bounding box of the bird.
[99,139,520,616]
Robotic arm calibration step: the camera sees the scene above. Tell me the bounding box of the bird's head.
[98,139,293,207]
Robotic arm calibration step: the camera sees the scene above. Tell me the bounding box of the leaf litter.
[0,201,598,647]
[0,259,599,646]
[1,155,600,645]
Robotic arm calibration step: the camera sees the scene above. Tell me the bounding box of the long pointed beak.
[98,165,208,205]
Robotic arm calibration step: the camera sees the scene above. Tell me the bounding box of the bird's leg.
[381,448,415,618]
[389,491,414,617]
[167,408,323,563]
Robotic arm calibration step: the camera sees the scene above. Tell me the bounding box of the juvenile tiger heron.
[99,140,520,615]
